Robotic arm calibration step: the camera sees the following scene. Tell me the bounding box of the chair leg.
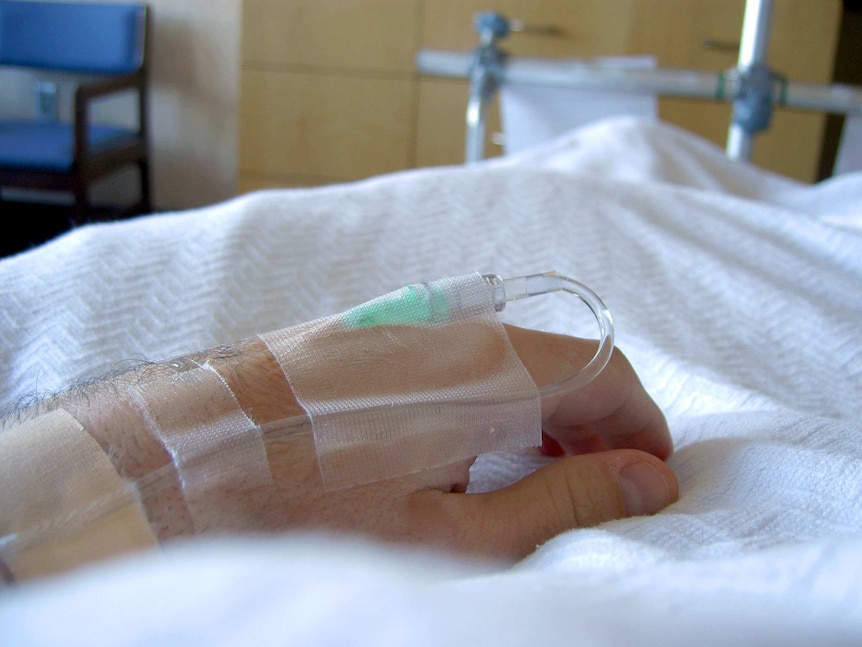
[139,157,152,214]
[72,183,89,226]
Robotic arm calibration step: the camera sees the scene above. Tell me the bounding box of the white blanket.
[2,117,861,645]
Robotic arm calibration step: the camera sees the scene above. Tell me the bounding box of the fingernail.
[620,462,672,517]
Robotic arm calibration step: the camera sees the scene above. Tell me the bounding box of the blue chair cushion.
[0,1,146,74]
[0,120,139,171]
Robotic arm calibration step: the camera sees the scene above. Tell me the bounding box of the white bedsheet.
[1,117,861,645]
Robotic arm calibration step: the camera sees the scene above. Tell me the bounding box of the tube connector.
[484,271,615,397]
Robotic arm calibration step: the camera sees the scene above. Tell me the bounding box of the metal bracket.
[465,12,511,163]
[34,80,59,122]
[730,63,785,136]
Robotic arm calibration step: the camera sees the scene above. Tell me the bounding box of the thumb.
[449,449,678,560]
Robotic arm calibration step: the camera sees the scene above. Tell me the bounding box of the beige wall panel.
[661,99,827,182]
[764,0,842,82]
[237,175,338,194]
[147,0,242,209]
[759,111,828,183]
[240,0,841,185]
[629,0,745,69]
[242,0,421,72]
[416,79,503,169]
[635,0,840,79]
[239,71,414,180]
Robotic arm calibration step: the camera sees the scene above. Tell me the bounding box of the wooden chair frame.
[0,2,152,223]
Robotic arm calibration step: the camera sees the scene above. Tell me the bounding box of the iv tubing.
[103,272,613,505]
[485,271,614,399]
[258,271,615,443]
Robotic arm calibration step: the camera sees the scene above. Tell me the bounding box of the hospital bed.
[1,2,861,645]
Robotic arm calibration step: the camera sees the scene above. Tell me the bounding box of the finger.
[542,424,610,456]
[413,457,475,493]
[505,325,672,460]
[420,449,678,561]
[550,349,673,459]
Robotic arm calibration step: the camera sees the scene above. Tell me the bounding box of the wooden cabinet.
[238,0,842,191]
[238,0,420,192]
[239,71,415,183]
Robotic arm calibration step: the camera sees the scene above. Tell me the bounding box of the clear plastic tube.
[484,271,614,399]
[258,270,614,442]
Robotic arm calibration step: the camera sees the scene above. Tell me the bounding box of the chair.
[0,0,151,223]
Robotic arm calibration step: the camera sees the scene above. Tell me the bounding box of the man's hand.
[49,324,677,562]
[249,325,677,561]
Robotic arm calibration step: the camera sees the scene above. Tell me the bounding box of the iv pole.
[416,0,862,165]
[726,0,775,161]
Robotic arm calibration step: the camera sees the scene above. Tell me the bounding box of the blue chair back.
[0,1,146,74]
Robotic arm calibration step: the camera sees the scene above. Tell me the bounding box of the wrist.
[56,338,301,541]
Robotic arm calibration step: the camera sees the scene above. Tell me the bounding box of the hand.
[64,324,677,562]
[240,325,677,561]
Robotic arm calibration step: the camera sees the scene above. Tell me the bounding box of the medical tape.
[128,363,274,534]
[0,409,157,582]
[261,272,542,491]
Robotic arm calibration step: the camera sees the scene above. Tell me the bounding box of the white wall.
[0,0,242,211]
[145,0,240,210]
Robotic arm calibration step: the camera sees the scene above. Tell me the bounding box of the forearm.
[77,338,302,538]
[2,337,303,551]
[1,320,673,579]
[3,319,526,553]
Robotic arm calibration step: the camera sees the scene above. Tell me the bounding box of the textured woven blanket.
[2,117,861,645]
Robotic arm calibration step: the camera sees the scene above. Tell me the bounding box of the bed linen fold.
[1,117,860,645]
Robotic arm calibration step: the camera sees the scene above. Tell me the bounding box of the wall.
[0,0,242,211]
[145,0,240,210]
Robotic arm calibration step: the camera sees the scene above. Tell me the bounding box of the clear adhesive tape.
[0,409,157,581]
[129,364,274,533]
[261,271,614,491]
[262,273,543,491]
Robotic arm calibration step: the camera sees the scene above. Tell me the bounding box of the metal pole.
[465,67,490,164]
[417,50,862,116]
[464,12,509,164]
[726,0,774,161]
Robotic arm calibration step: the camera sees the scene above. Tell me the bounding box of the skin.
[252,325,677,561]
[17,324,678,565]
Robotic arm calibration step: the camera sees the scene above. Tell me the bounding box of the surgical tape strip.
[129,364,273,533]
[262,272,542,491]
[0,409,157,582]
